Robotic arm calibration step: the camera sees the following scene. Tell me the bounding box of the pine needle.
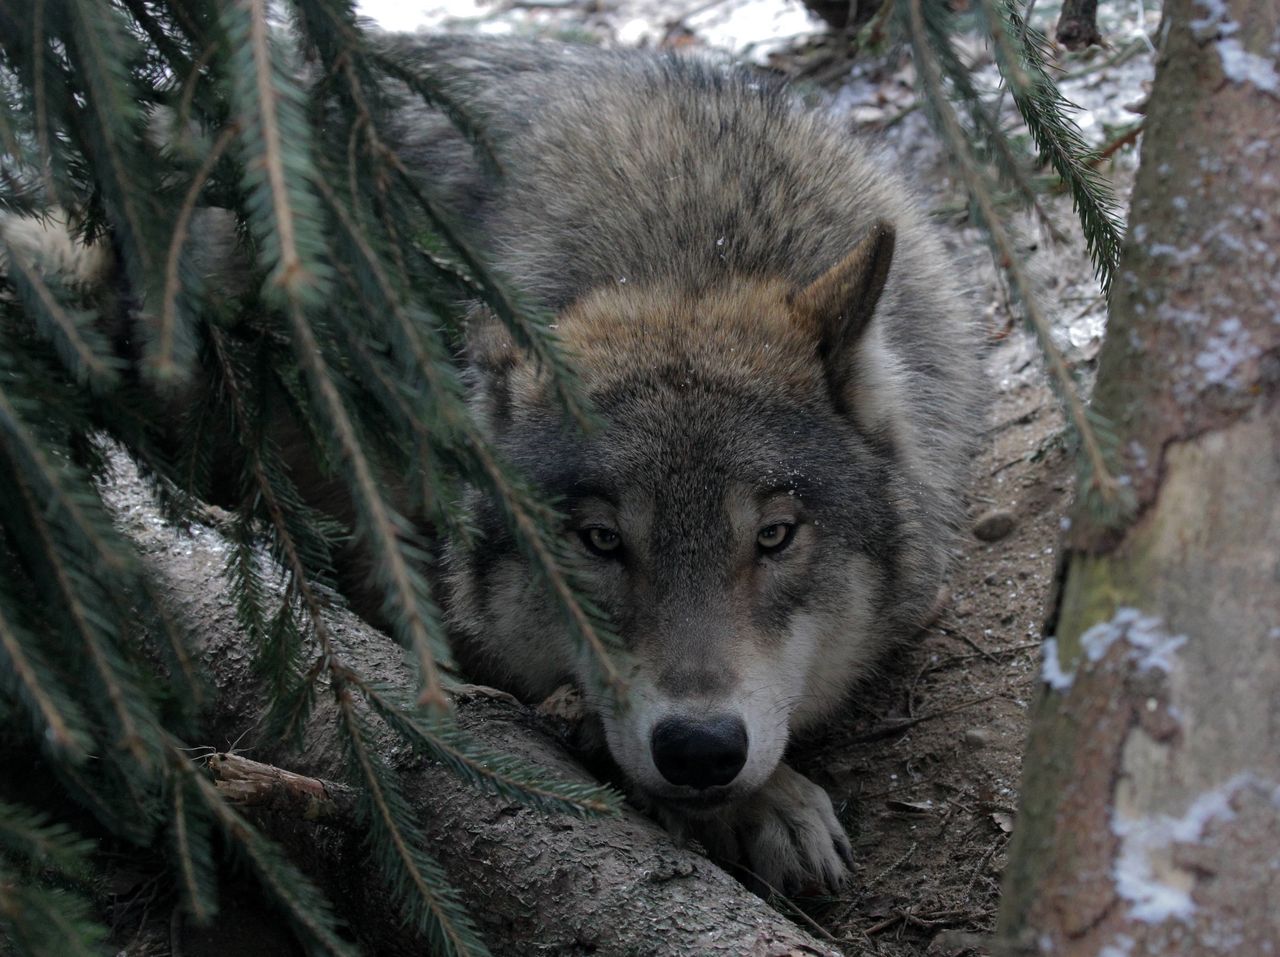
[899,0,1126,510]
[0,594,93,760]
[356,675,622,817]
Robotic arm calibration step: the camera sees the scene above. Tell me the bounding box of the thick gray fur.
[393,36,987,894]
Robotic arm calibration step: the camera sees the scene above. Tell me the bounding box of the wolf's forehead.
[549,278,829,399]
[527,392,840,508]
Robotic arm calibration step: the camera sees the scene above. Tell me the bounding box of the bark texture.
[1054,0,1103,51]
[109,480,839,957]
[998,0,1280,954]
[799,0,880,31]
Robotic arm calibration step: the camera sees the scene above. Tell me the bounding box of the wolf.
[396,38,986,894]
[0,35,984,895]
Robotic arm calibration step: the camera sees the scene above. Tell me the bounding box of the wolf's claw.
[661,763,851,897]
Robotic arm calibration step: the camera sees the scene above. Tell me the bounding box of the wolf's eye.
[757,522,796,553]
[580,526,622,558]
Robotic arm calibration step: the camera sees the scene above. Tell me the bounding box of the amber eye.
[580,526,622,557]
[757,522,797,553]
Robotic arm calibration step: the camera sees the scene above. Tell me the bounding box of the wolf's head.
[452,222,933,807]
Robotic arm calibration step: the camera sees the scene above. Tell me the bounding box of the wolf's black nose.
[651,715,748,789]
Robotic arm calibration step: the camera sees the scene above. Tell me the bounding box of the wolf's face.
[453,226,914,806]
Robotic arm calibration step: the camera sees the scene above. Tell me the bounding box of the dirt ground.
[99,1,1158,953]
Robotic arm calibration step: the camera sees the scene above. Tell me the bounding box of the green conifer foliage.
[0,2,618,952]
[892,0,1130,514]
[0,1,1130,952]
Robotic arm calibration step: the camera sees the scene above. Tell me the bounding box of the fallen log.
[110,474,841,957]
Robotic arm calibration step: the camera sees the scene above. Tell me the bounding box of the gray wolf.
[0,36,984,896]
[403,38,986,894]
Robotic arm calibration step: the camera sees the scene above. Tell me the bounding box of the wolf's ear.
[792,219,896,384]
[465,305,519,375]
[464,306,521,423]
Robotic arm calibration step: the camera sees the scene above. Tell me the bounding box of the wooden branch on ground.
[209,753,362,833]
[109,473,840,957]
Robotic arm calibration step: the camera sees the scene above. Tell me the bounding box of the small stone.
[964,728,994,749]
[973,509,1017,542]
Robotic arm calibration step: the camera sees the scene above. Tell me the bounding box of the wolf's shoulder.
[391,37,929,307]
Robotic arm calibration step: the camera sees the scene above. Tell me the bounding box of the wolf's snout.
[650,715,748,789]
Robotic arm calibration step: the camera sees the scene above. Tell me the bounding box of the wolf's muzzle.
[650,715,748,789]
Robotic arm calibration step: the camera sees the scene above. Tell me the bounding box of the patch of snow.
[1112,773,1266,923]
[1099,934,1135,957]
[1195,316,1261,386]
[1189,0,1280,93]
[1190,0,1236,33]
[684,0,819,63]
[1146,242,1203,264]
[1041,604,1188,693]
[1041,637,1074,691]
[1127,440,1148,470]
[1217,38,1280,93]
[358,0,488,33]
[1079,607,1186,674]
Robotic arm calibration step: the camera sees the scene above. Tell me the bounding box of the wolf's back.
[396,36,984,570]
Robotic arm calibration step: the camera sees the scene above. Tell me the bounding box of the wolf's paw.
[661,764,852,897]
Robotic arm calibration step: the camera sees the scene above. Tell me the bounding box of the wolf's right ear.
[465,305,519,375]
[791,219,896,393]
[464,306,521,420]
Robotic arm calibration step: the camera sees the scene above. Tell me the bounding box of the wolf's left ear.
[792,219,896,385]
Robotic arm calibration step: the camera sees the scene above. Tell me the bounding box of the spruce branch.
[0,874,106,957]
[27,0,57,205]
[983,0,1125,290]
[335,683,490,957]
[187,765,357,956]
[223,0,331,303]
[227,508,273,652]
[118,0,194,74]
[0,802,104,955]
[138,573,207,717]
[169,766,219,925]
[468,438,627,696]
[900,0,1126,511]
[370,44,503,175]
[281,295,450,709]
[0,82,44,214]
[914,9,1050,224]
[355,675,622,817]
[211,321,340,679]
[385,152,594,428]
[8,465,156,768]
[0,590,93,760]
[155,123,239,381]
[0,373,127,574]
[311,179,622,692]
[1,233,120,390]
[0,799,97,875]
[63,0,159,284]
[312,176,623,698]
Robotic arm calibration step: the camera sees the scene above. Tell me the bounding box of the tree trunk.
[998,0,1280,954]
[1054,0,1103,51]
[109,478,840,957]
